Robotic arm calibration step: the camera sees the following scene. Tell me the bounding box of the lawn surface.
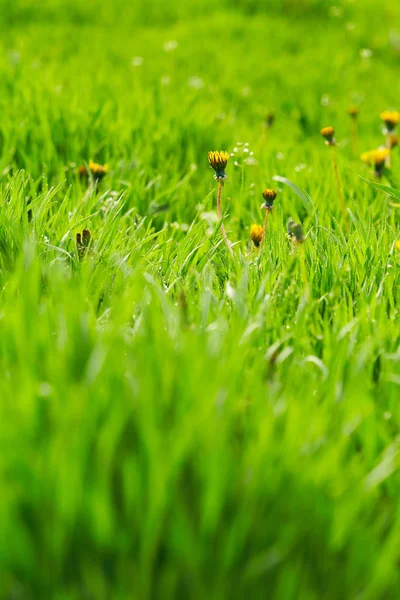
[2,0,400,598]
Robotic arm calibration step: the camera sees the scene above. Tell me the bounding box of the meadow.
[2,0,400,598]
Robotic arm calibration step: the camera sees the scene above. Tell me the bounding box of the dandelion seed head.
[360,48,372,59]
[188,76,204,89]
[163,40,178,52]
[321,94,330,107]
[132,56,144,67]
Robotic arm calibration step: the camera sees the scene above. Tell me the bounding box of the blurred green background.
[2,1,400,599]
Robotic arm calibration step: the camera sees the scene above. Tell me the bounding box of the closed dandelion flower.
[89,159,108,181]
[321,126,336,146]
[287,218,305,244]
[259,189,277,248]
[78,160,108,182]
[361,148,390,176]
[265,112,275,128]
[76,229,92,259]
[82,229,91,247]
[389,134,399,149]
[361,148,389,165]
[380,110,400,133]
[208,151,230,181]
[396,240,400,252]
[261,188,277,211]
[250,224,263,247]
[348,106,359,119]
[208,150,233,256]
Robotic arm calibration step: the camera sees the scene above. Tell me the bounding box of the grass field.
[2,0,400,598]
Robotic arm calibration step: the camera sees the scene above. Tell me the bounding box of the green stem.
[331,146,349,235]
[261,210,269,248]
[217,182,234,257]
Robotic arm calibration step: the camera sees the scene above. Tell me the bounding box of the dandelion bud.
[361,148,390,177]
[348,106,359,119]
[250,224,263,247]
[261,188,277,211]
[208,151,230,181]
[321,126,336,146]
[287,218,305,244]
[380,110,400,133]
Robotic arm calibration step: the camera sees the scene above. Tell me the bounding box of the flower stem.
[351,120,359,157]
[217,181,234,257]
[331,146,349,235]
[299,245,309,299]
[261,210,269,248]
[386,134,392,167]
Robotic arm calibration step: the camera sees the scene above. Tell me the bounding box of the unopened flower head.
[89,159,108,181]
[321,126,336,145]
[361,148,390,177]
[79,160,109,182]
[348,106,359,119]
[265,112,275,128]
[380,110,400,133]
[250,224,263,247]
[287,218,305,244]
[76,229,92,259]
[82,229,91,247]
[389,134,399,149]
[208,151,230,181]
[261,188,277,211]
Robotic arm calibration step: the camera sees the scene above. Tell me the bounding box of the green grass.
[2,0,400,598]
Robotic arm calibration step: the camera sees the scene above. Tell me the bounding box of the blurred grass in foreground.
[2,0,400,598]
